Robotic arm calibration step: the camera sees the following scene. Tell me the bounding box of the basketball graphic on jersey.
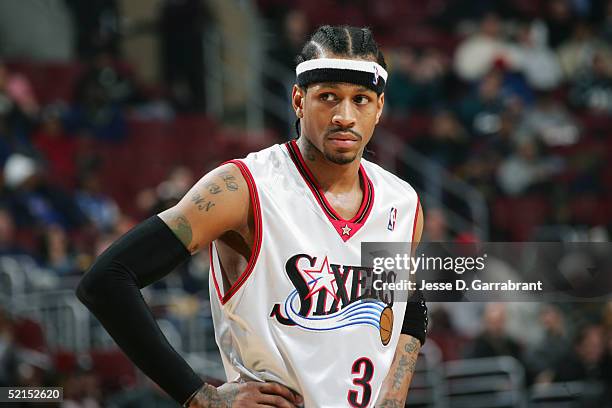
[379,306,394,345]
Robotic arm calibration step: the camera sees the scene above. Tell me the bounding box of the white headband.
[295,58,388,82]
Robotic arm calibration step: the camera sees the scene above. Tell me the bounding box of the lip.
[328,131,359,142]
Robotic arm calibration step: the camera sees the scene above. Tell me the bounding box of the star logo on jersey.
[303,256,339,301]
[341,224,352,235]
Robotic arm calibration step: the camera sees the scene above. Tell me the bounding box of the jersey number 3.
[347,357,374,408]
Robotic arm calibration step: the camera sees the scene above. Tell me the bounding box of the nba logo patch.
[387,207,397,231]
[373,64,379,85]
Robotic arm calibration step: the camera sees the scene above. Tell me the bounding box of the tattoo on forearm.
[191,193,215,212]
[219,172,239,191]
[392,355,409,390]
[378,398,402,408]
[169,215,193,248]
[391,337,420,390]
[404,337,419,353]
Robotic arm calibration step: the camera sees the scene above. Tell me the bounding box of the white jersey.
[209,141,420,407]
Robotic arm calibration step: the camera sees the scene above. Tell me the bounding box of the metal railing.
[376,129,489,240]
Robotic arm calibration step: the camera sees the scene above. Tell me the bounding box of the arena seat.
[13,317,48,352]
[89,348,137,392]
[444,356,526,408]
[530,381,606,407]
[493,196,551,241]
[5,61,83,104]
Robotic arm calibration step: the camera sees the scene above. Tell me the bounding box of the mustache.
[325,127,362,140]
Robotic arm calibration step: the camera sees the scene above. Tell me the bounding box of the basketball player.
[77,25,427,407]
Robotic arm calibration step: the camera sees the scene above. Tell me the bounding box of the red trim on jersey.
[284,140,375,242]
[209,160,263,305]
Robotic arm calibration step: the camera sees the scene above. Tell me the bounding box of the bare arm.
[376,202,425,407]
[376,335,421,407]
[158,163,250,255]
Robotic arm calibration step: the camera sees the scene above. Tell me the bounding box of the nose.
[332,99,357,129]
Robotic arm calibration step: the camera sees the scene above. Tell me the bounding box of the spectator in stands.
[65,0,120,59]
[570,50,612,113]
[0,63,38,161]
[515,91,579,147]
[65,62,127,142]
[0,306,17,387]
[602,0,612,43]
[32,105,78,188]
[0,62,39,119]
[543,0,576,48]
[454,12,516,82]
[553,324,608,383]
[558,21,612,81]
[37,224,79,277]
[3,153,86,229]
[497,138,564,196]
[413,109,469,170]
[75,171,119,233]
[427,307,468,361]
[511,21,563,91]
[159,0,211,111]
[458,69,505,137]
[423,207,449,242]
[525,304,570,384]
[386,47,448,114]
[466,303,523,362]
[62,367,102,408]
[0,207,29,256]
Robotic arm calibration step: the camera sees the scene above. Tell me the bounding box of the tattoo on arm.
[191,193,215,212]
[391,337,420,390]
[404,336,419,353]
[205,182,222,194]
[219,171,239,191]
[168,215,193,249]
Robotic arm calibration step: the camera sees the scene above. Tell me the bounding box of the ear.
[292,85,305,118]
[375,92,385,125]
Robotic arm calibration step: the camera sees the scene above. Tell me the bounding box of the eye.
[319,93,337,102]
[354,95,371,105]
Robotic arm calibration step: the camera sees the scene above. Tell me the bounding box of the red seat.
[89,348,137,392]
[13,317,47,352]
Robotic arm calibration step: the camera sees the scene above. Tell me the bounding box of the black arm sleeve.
[76,215,204,404]
[401,289,428,346]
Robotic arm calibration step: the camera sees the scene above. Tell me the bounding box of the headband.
[296,58,388,94]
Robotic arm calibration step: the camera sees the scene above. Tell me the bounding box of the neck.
[295,136,363,193]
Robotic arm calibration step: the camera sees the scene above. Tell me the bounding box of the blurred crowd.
[261,0,612,242]
[0,0,610,406]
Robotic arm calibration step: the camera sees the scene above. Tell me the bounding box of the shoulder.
[361,158,418,199]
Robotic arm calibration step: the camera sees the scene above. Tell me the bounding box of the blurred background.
[0,0,611,406]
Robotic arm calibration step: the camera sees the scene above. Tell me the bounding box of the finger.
[257,393,296,408]
[258,382,299,403]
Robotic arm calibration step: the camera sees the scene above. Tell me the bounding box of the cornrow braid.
[295,25,386,71]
